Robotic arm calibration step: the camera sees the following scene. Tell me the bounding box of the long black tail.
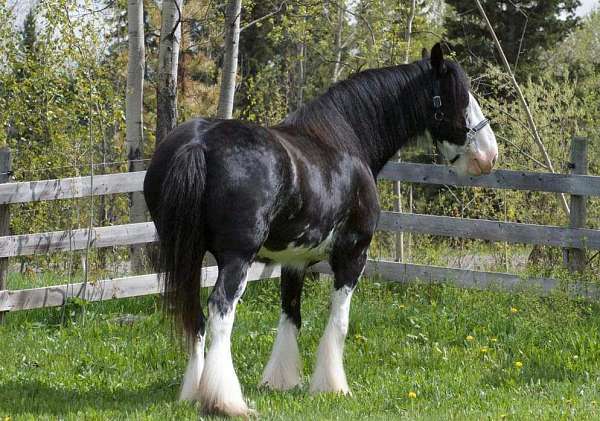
[155,141,207,338]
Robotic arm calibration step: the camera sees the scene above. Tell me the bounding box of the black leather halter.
[431,77,490,148]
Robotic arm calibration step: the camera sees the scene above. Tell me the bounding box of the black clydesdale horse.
[143,44,498,417]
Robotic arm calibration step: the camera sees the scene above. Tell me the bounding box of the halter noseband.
[431,77,490,147]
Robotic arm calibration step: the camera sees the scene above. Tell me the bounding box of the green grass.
[2,275,600,420]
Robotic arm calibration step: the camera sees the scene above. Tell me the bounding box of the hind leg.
[261,266,305,390]
[198,255,252,417]
[179,317,206,401]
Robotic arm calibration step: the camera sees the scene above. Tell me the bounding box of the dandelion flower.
[408,391,417,399]
[510,307,518,314]
[466,335,475,341]
[490,337,498,343]
[514,361,523,369]
[480,347,489,353]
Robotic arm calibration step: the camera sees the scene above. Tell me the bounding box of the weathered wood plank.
[2,211,599,258]
[0,162,597,206]
[378,212,600,249]
[312,259,600,299]
[379,162,600,196]
[0,222,157,258]
[3,259,597,312]
[566,137,589,271]
[0,262,280,311]
[0,171,146,205]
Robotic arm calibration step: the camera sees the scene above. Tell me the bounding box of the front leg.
[261,266,305,390]
[309,249,368,395]
[310,178,378,395]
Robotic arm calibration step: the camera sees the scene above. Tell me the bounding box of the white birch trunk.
[332,2,345,83]
[217,0,242,119]
[156,0,183,146]
[126,0,146,272]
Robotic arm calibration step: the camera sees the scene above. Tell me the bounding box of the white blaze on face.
[438,92,498,176]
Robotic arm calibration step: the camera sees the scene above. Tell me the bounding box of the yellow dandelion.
[466,335,475,341]
[510,307,518,314]
[408,391,417,399]
[490,337,498,343]
[480,347,489,353]
[514,361,523,369]
[399,304,406,309]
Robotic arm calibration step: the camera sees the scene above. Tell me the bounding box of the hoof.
[260,365,301,391]
[309,377,351,396]
[201,399,255,419]
[260,376,301,391]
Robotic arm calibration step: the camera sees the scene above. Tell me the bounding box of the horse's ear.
[430,43,446,76]
[421,48,429,59]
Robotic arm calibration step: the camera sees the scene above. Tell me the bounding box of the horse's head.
[424,43,498,176]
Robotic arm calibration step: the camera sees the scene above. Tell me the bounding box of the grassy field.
[2,274,600,420]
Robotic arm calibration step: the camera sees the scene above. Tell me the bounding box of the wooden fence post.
[566,137,588,272]
[0,147,11,322]
[393,155,404,262]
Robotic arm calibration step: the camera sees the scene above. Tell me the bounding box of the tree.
[156,0,183,146]
[126,0,146,271]
[445,0,580,78]
[217,0,242,119]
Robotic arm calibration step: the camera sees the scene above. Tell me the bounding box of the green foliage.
[445,0,580,79]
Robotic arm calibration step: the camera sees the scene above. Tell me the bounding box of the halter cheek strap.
[431,76,490,147]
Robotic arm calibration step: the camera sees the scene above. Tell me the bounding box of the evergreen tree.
[445,0,580,78]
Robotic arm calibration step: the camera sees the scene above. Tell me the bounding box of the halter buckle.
[433,95,442,109]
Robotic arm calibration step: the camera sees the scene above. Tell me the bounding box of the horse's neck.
[331,65,433,174]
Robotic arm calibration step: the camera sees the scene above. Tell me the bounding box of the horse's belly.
[257,231,334,266]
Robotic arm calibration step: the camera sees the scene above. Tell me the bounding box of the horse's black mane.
[280,59,469,173]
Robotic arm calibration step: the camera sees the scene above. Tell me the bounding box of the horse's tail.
[155,140,207,339]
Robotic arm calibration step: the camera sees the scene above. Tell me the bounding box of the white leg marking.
[179,333,205,401]
[261,314,301,390]
[310,286,353,395]
[198,302,249,417]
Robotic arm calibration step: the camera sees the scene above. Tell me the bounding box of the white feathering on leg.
[310,286,353,395]
[261,314,301,390]
[179,334,205,401]
[198,303,249,417]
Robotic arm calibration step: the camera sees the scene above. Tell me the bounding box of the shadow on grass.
[0,379,176,416]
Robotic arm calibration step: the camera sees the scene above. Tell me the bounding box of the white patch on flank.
[438,92,498,177]
[198,301,250,417]
[258,229,335,266]
[179,333,205,401]
[310,286,354,395]
[261,314,302,390]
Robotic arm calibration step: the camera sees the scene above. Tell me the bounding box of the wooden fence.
[1,137,599,314]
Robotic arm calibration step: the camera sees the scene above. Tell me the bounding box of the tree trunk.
[126,0,146,272]
[404,0,416,64]
[332,2,345,83]
[156,0,183,146]
[217,0,242,119]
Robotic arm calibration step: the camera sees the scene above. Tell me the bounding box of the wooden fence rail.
[2,259,598,313]
[0,162,598,205]
[0,211,599,259]
[379,162,600,195]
